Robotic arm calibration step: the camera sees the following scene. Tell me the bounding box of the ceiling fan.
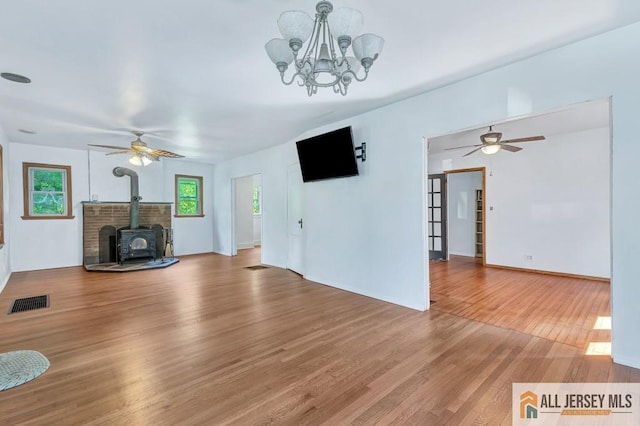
[89,130,185,166]
[446,126,545,157]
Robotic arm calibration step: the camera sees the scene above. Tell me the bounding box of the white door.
[287,164,304,275]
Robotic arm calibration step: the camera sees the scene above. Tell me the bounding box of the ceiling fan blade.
[105,150,134,156]
[148,149,185,158]
[501,136,545,144]
[501,144,523,153]
[463,146,484,157]
[88,144,131,150]
[444,144,481,151]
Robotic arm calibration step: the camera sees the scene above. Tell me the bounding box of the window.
[253,185,261,214]
[22,162,74,220]
[175,175,204,217]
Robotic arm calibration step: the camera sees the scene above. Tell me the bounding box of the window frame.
[22,162,74,220]
[174,174,204,218]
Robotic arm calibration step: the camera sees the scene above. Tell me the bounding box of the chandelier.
[265,1,384,96]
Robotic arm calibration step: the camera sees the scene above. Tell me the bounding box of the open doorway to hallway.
[425,99,612,356]
[232,174,263,258]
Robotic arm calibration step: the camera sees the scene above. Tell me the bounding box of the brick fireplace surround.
[82,202,172,266]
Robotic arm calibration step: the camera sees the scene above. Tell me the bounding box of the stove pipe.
[113,167,141,229]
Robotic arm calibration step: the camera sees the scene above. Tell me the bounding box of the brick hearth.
[82,202,172,265]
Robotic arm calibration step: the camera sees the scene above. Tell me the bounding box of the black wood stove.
[117,228,156,263]
[113,167,157,264]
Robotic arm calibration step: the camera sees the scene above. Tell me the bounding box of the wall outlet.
[524,254,533,262]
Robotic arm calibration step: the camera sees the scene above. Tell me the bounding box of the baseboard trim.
[485,263,610,283]
[237,242,255,250]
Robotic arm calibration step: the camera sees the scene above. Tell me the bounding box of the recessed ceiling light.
[18,129,36,134]
[1,72,31,83]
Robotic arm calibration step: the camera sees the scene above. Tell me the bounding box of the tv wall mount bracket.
[355,142,366,162]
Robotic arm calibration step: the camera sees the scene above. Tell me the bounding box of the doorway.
[425,99,612,356]
[231,173,263,256]
[426,100,611,280]
[427,169,486,264]
[445,168,485,265]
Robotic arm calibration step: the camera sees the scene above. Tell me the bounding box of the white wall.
[0,125,11,292]
[234,175,254,250]
[215,117,429,310]
[89,151,164,203]
[447,172,482,257]
[213,22,640,368]
[253,215,262,246]
[430,127,610,278]
[9,144,90,272]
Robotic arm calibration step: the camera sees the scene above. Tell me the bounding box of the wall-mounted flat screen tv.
[296,126,358,183]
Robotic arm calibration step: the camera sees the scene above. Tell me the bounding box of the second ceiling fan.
[447,126,545,157]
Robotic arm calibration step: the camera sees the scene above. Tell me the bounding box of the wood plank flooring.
[429,256,611,349]
[0,250,636,425]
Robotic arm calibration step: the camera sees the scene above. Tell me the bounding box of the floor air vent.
[8,295,49,314]
[246,265,270,270]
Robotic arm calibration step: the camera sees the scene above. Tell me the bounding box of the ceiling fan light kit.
[480,144,501,155]
[265,1,384,96]
[129,153,153,167]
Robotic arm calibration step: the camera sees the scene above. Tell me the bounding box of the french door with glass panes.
[427,174,447,260]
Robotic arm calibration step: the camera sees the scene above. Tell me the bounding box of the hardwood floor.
[430,256,611,349]
[0,250,636,425]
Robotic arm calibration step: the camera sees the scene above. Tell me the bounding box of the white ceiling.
[0,0,638,164]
